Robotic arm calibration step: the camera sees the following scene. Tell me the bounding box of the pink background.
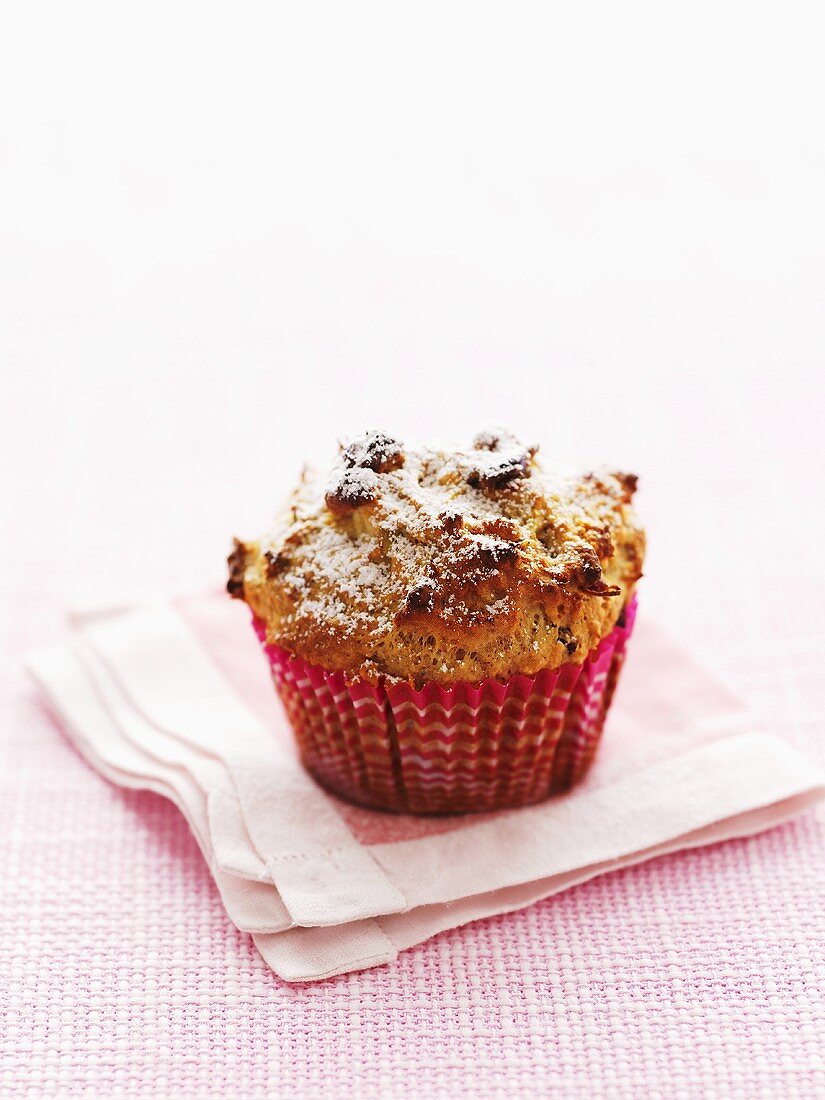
[3,5,825,1095]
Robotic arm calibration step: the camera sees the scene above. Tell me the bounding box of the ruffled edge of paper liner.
[253,598,637,815]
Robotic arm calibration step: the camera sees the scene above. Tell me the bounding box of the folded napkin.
[28,593,825,981]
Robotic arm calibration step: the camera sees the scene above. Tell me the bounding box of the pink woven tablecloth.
[4,11,825,1068]
[4,361,825,1098]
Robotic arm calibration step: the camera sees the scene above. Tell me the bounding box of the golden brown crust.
[228,428,645,685]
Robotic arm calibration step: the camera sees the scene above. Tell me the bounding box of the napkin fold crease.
[27,595,825,981]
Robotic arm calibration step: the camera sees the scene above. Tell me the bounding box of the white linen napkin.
[27,594,825,981]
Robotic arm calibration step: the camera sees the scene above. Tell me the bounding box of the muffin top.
[228,428,645,685]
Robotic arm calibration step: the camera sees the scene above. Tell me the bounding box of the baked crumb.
[229,428,645,684]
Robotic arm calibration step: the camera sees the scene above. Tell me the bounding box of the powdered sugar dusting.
[236,429,644,681]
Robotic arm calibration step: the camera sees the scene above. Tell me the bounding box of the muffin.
[228,428,645,814]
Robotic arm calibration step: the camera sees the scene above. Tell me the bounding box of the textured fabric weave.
[5,601,825,1094]
[4,677,825,1098]
[5,367,825,1096]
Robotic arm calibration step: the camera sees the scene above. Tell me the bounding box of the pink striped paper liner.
[253,599,637,815]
